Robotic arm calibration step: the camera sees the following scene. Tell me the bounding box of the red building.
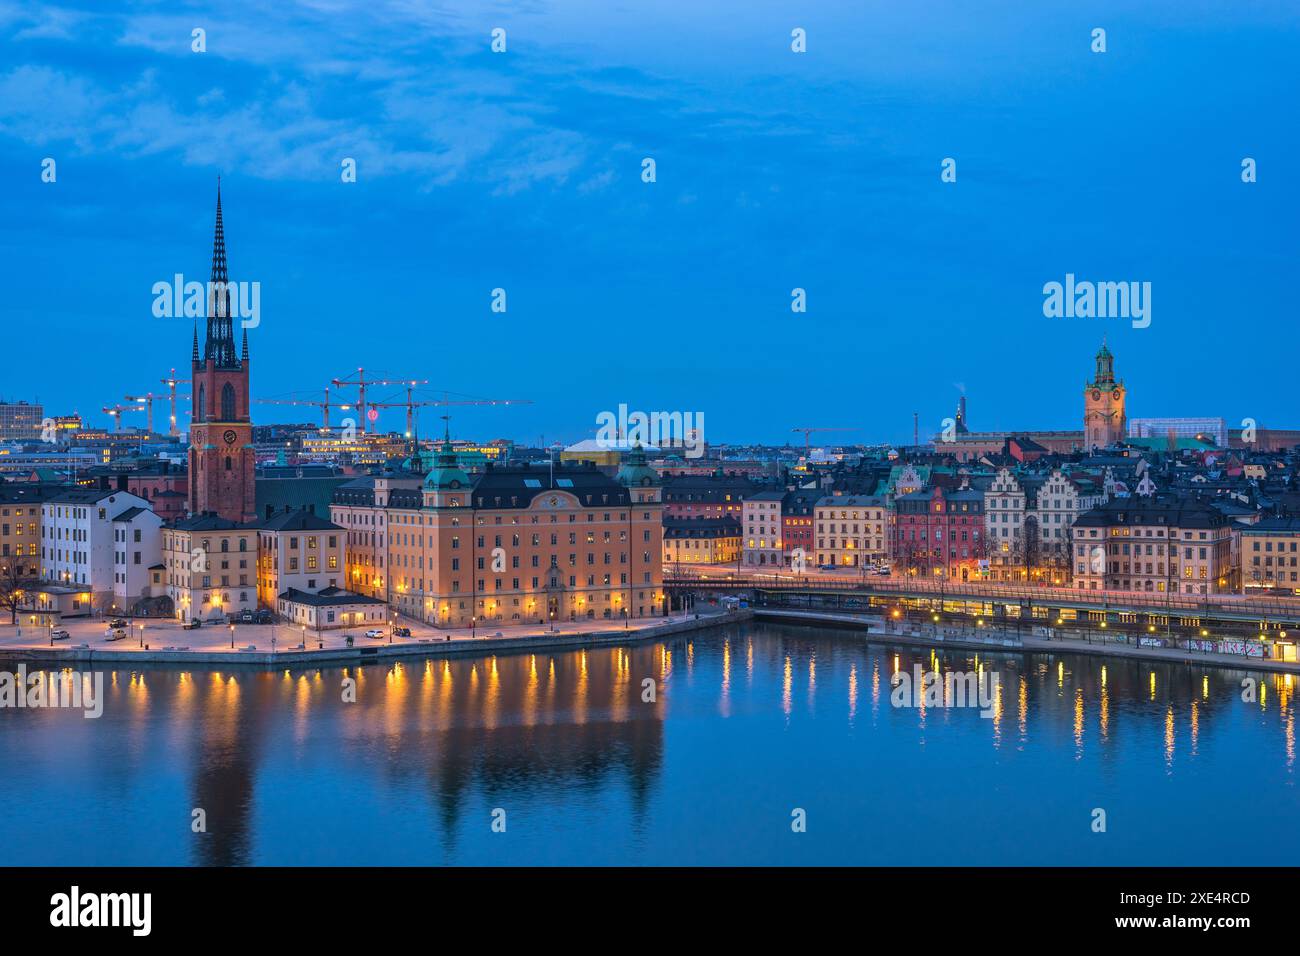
[890,485,987,582]
[188,181,256,524]
[126,468,188,523]
[661,472,760,521]
[781,490,817,568]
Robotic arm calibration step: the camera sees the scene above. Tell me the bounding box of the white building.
[742,491,785,567]
[1129,417,1226,447]
[110,505,163,608]
[40,489,156,610]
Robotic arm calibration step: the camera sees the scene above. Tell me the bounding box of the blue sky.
[1,0,1296,446]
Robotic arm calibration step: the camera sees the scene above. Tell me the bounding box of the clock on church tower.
[1083,339,1126,450]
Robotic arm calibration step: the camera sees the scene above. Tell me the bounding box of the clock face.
[1112,389,1121,400]
[223,429,237,446]
[1092,390,1101,401]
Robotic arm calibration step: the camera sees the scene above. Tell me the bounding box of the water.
[1,622,1296,865]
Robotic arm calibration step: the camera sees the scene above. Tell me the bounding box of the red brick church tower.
[188,180,256,523]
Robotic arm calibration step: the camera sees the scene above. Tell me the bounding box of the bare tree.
[0,561,29,625]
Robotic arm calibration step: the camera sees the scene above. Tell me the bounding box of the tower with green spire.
[1083,338,1126,449]
[421,419,471,507]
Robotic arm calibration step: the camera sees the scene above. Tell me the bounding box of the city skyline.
[2,1,1297,444]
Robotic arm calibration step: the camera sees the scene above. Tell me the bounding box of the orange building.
[331,440,665,627]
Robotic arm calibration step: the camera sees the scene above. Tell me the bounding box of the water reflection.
[1,622,1298,865]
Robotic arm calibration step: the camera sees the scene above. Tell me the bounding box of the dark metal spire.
[204,177,239,368]
[192,323,199,362]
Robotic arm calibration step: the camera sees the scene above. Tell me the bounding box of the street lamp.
[229,622,235,649]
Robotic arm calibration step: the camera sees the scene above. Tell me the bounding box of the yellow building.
[162,514,259,621]
[1240,518,1300,593]
[0,485,52,578]
[663,517,741,566]
[814,495,887,568]
[255,509,344,609]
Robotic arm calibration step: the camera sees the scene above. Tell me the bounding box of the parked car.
[393,626,411,638]
[182,619,202,630]
[253,609,273,624]
[364,628,385,639]
[238,609,254,623]
[50,628,70,641]
[104,628,127,642]
[108,618,127,629]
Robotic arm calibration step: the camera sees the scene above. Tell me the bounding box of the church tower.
[188,180,256,523]
[1083,339,1126,450]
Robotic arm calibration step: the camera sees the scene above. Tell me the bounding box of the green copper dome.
[422,433,470,490]
[616,442,660,487]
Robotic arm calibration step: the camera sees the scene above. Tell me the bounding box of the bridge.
[664,572,1300,642]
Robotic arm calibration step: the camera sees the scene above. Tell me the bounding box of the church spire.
[192,323,199,362]
[204,176,238,369]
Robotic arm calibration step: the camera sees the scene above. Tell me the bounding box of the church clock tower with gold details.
[1083,339,1126,450]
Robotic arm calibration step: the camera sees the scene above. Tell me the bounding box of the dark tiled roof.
[1240,517,1300,534]
[277,586,384,607]
[259,509,342,532]
[168,512,258,532]
[663,517,741,539]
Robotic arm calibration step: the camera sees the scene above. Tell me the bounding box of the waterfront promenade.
[0,609,737,666]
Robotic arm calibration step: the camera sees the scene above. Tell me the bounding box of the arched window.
[221,383,236,421]
[196,385,205,422]
[225,456,232,471]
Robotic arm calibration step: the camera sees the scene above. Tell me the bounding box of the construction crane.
[102,404,142,433]
[124,393,165,436]
[791,427,856,450]
[160,369,191,437]
[330,369,430,435]
[368,387,534,438]
[255,388,345,431]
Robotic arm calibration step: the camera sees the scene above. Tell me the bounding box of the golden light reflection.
[1190,700,1199,755]
[1164,706,1175,766]
[720,641,731,716]
[1073,687,1084,757]
[782,655,792,717]
[848,663,857,723]
[1017,676,1027,741]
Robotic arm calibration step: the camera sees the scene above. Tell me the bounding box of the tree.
[0,561,30,625]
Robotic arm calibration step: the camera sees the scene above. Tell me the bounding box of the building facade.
[331,440,665,626]
[1072,498,1235,595]
[663,516,741,566]
[890,485,987,581]
[39,489,153,606]
[742,491,785,567]
[162,513,259,621]
[814,495,887,568]
[1239,518,1300,594]
[255,510,344,608]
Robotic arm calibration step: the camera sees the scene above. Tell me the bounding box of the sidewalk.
[0,610,721,662]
